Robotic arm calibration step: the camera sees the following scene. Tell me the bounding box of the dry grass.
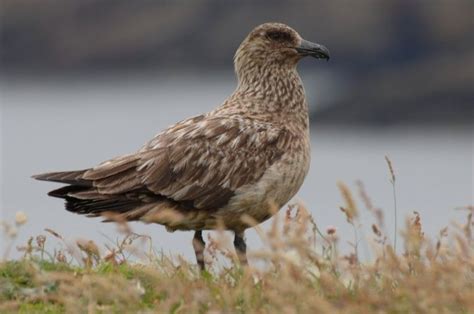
[1,177,473,313]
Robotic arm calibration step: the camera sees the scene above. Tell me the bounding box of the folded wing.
[37,114,292,215]
[134,115,292,209]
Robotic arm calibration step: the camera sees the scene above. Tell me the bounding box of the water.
[1,74,472,261]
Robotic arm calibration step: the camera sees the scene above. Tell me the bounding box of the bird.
[33,22,330,270]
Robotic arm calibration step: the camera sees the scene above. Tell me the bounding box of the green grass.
[1,210,473,313]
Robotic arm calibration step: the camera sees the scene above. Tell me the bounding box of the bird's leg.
[233,231,248,266]
[192,230,206,270]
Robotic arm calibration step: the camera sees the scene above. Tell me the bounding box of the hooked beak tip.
[296,39,330,61]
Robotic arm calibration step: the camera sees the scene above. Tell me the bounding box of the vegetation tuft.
[1,159,473,313]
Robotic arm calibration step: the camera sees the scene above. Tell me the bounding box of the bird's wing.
[83,114,292,210]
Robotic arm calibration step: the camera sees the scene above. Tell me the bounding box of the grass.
[1,161,473,313]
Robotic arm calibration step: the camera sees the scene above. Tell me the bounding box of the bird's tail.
[32,169,91,187]
[33,169,149,221]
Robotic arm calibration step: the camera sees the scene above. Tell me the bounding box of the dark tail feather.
[32,170,92,186]
[48,185,90,198]
[65,196,142,217]
[45,184,142,216]
[35,169,148,221]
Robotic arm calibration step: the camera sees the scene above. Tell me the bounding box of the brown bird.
[33,22,329,270]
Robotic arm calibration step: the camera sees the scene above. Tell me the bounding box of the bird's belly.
[216,150,310,230]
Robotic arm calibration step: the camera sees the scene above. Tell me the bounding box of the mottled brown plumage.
[33,22,330,269]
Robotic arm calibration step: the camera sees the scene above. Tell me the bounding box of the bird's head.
[234,22,330,75]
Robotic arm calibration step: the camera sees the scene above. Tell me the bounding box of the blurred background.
[1,1,473,260]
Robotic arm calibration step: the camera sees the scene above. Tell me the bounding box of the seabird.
[33,22,330,270]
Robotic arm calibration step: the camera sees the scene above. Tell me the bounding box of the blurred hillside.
[1,0,473,125]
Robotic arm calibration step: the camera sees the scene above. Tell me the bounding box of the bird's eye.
[266,31,291,42]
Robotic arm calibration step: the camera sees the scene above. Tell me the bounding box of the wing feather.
[80,115,292,211]
[136,116,291,209]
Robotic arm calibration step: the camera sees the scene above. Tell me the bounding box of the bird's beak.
[295,39,330,60]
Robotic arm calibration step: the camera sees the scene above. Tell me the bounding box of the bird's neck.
[221,63,309,129]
